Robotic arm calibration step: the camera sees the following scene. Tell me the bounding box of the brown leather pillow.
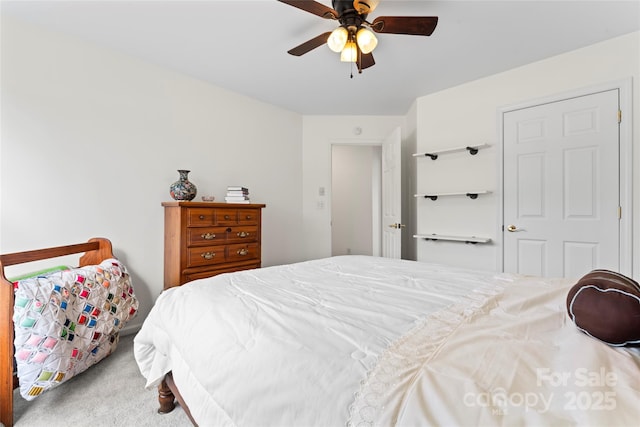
[566,269,640,346]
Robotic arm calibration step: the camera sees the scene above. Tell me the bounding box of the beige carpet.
[11,333,191,426]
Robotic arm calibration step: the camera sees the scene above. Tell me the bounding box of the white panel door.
[503,90,620,278]
[382,127,402,258]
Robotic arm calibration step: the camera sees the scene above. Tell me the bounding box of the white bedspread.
[134,256,640,426]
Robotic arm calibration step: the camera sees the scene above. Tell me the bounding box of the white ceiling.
[2,1,639,115]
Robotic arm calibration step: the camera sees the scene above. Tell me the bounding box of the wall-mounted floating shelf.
[414,190,491,201]
[413,234,492,244]
[413,143,491,160]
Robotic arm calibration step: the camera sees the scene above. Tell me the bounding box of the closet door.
[503,89,620,278]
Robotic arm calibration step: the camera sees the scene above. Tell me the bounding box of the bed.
[134,255,640,426]
[0,237,138,427]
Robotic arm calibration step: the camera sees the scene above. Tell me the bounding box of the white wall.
[302,116,406,261]
[415,31,640,278]
[0,18,305,332]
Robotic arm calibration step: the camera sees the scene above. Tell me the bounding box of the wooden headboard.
[0,237,114,427]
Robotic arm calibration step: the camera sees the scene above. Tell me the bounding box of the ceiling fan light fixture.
[356,27,378,54]
[353,0,380,14]
[327,27,349,52]
[279,0,439,73]
[340,40,358,62]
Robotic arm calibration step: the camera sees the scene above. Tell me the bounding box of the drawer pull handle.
[237,248,249,256]
[201,233,216,240]
[199,215,205,220]
[245,215,252,220]
[237,231,249,238]
[201,252,216,260]
[224,215,230,220]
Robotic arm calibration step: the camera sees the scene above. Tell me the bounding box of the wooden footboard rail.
[0,238,114,427]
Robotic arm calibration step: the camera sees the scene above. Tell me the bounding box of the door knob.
[507,225,519,232]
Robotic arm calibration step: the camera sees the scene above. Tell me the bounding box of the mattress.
[134,255,640,426]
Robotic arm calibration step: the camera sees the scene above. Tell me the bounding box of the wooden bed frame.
[0,237,114,427]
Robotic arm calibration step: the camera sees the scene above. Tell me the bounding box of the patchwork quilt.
[13,258,138,400]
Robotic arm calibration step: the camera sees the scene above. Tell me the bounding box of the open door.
[382,127,402,258]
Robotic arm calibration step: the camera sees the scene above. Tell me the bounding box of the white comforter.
[134,256,640,426]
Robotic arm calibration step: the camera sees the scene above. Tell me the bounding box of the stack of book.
[225,186,250,204]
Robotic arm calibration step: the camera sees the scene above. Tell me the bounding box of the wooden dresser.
[162,201,265,289]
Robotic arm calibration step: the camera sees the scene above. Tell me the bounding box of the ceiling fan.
[277,0,438,74]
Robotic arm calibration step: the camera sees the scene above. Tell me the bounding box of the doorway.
[331,144,382,256]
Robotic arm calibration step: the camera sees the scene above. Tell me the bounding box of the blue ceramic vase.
[169,170,197,201]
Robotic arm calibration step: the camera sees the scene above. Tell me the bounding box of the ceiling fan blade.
[357,51,375,70]
[277,0,339,19]
[288,32,332,56]
[371,16,438,36]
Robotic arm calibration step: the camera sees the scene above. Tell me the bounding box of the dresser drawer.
[187,227,229,246]
[225,226,258,243]
[215,208,238,225]
[237,209,259,225]
[186,245,227,268]
[187,208,216,227]
[184,263,259,283]
[227,243,259,263]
